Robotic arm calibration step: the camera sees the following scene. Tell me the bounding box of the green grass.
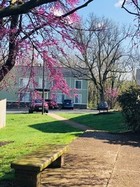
[0,111,127,181]
[58,111,127,133]
[0,114,82,180]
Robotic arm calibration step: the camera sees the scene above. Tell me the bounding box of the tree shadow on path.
[82,130,140,148]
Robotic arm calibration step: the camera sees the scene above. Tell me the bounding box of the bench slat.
[11,145,68,172]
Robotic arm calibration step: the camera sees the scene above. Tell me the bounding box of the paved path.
[48,113,92,131]
[40,113,140,187]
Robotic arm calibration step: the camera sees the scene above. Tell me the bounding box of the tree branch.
[0,14,19,81]
[0,0,94,19]
[61,0,94,18]
[122,0,140,17]
[0,0,57,18]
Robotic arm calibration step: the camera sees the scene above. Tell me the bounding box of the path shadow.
[82,130,140,148]
[59,111,140,147]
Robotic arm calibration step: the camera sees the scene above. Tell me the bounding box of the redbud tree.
[0,0,93,94]
[105,88,119,109]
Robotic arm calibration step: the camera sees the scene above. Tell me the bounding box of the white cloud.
[114,0,124,8]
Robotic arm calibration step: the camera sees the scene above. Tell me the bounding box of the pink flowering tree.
[105,87,119,109]
[0,0,93,94]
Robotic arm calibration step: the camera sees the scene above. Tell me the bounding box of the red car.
[29,99,49,113]
[45,99,59,109]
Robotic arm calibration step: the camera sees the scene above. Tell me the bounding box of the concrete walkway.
[42,113,140,187]
[48,113,92,131]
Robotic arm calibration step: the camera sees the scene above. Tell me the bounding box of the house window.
[75,94,82,104]
[20,92,30,102]
[19,78,29,87]
[55,93,64,104]
[38,78,42,88]
[38,78,48,88]
[75,80,82,89]
[44,92,49,100]
[19,78,33,88]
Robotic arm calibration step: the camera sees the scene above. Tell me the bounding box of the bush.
[117,86,140,132]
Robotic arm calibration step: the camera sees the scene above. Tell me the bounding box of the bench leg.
[48,155,64,168]
[14,169,41,187]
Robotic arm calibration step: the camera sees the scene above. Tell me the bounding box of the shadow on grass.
[0,179,14,187]
[55,111,140,148]
[95,111,115,115]
[60,111,126,133]
[25,112,140,148]
[29,121,82,134]
[29,111,140,148]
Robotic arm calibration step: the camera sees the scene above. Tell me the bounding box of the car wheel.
[58,105,62,110]
[29,109,33,113]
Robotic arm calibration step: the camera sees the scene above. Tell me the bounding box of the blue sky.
[78,0,134,26]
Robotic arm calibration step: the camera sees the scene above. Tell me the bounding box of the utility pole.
[42,61,45,115]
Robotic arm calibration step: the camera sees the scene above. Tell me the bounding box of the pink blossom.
[67,0,79,6]
[133,0,138,5]
[105,88,118,99]
[0,0,87,97]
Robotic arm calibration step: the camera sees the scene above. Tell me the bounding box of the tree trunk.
[99,88,105,103]
[0,15,19,82]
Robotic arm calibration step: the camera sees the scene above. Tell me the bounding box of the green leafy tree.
[118,86,140,132]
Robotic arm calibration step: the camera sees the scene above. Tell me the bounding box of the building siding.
[0,66,88,109]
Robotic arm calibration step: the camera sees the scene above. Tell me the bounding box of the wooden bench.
[11,144,68,187]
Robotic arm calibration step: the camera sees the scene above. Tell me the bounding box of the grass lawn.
[0,111,127,182]
[58,111,127,133]
[0,113,82,180]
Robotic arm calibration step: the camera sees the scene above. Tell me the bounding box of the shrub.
[117,86,140,132]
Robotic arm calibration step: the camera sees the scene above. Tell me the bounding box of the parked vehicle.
[62,99,74,109]
[97,101,108,112]
[29,99,49,113]
[45,99,58,109]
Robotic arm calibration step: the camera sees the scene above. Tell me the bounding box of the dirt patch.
[0,141,14,147]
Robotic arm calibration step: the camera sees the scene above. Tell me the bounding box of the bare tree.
[121,0,140,41]
[122,0,140,18]
[61,15,130,104]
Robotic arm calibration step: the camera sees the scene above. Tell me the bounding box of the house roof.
[14,66,88,79]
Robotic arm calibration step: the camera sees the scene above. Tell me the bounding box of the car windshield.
[64,100,72,104]
[34,99,42,103]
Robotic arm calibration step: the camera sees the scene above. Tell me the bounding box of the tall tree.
[121,0,140,39]
[62,15,130,104]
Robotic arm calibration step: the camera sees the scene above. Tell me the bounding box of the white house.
[0,66,88,109]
